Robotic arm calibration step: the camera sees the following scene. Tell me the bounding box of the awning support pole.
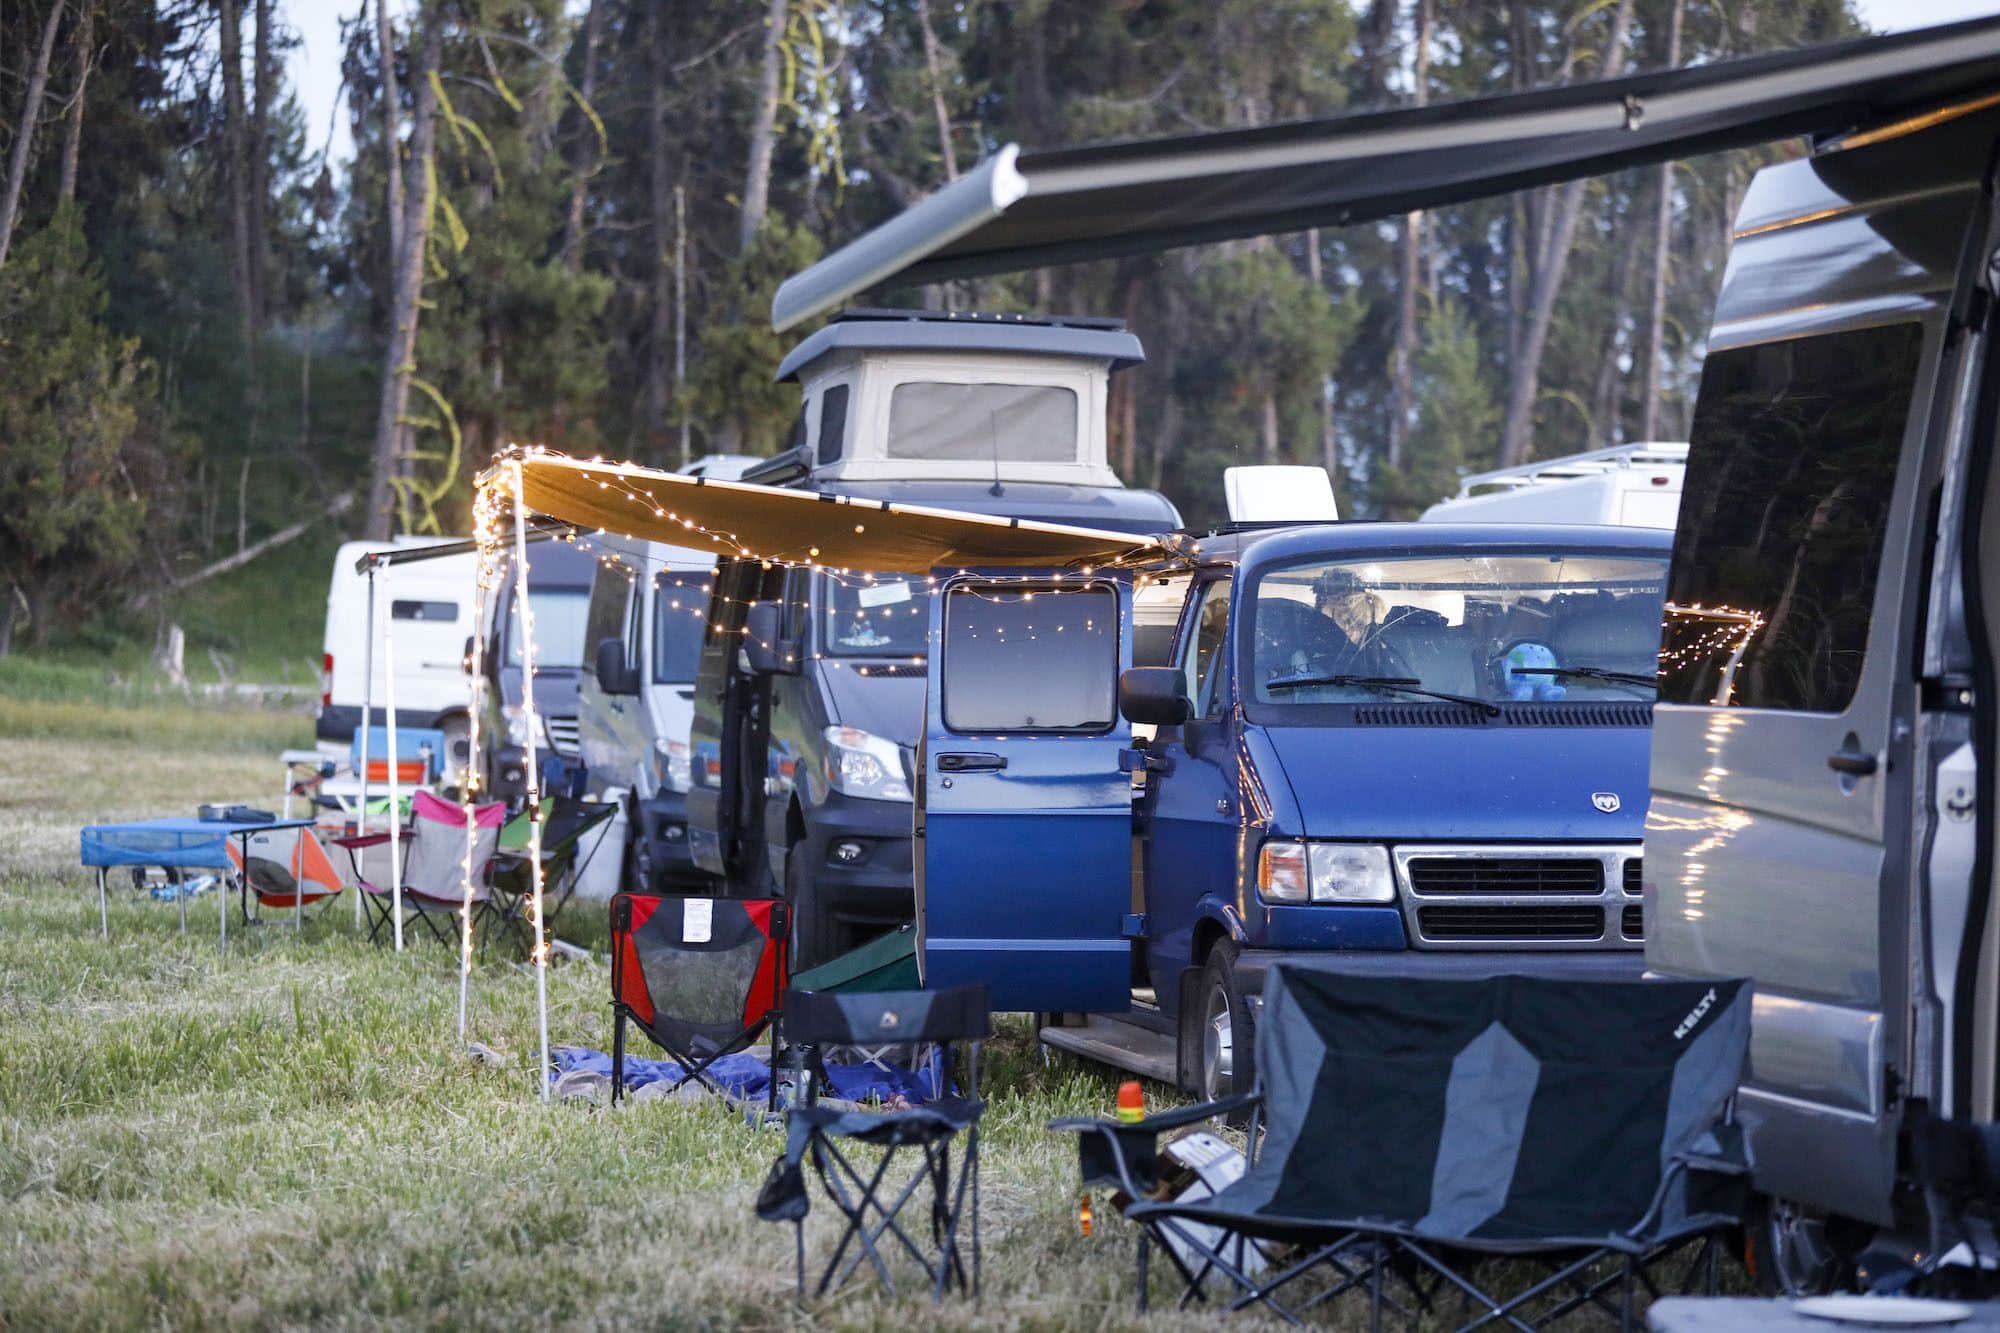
[356,563,375,930]
[458,496,494,1045]
[384,569,403,953]
[509,459,552,1103]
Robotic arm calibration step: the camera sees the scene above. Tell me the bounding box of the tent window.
[887,382,1077,463]
[817,384,849,466]
[392,600,457,622]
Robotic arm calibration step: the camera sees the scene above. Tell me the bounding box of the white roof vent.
[1224,466,1339,523]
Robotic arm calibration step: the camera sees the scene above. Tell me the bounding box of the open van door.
[916,572,1135,1012]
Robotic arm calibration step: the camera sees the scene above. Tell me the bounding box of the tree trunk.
[56,0,92,208]
[560,0,605,272]
[1260,391,1279,464]
[916,0,958,180]
[376,0,404,258]
[739,0,787,251]
[1589,207,1644,447]
[1498,0,1633,468]
[643,4,672,459]
[1640,0,1686,443]
[0,0,66,268]
[1389,0,1432,472]
[365,11,442,541]
[218,0,253,347]
[250,0,271,336]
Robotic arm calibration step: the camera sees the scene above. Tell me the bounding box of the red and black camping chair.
[609,892,789,1108]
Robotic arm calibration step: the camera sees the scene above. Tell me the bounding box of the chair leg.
[1621,1255,1634,1333]
[1137,1229,1151,1313]
[611,1008,626,1106]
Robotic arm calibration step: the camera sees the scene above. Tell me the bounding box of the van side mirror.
[1120,667,1193,726]
[742,602,798,676]
[594,638,639,696]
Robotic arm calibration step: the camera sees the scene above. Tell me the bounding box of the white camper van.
[1421,442,1686,529]
[316,538,477,765]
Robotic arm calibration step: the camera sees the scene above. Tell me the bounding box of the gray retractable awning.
[772,15,2000,331]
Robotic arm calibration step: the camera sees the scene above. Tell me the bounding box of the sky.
[287,0,2000,178]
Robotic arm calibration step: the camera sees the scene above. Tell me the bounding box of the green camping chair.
[486,797,618,956]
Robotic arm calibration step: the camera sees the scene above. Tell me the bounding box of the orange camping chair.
[226,824,346,929]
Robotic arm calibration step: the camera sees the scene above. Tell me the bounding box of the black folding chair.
[1056,967,1751,1330]
[756,985,989,1303]
[608,891,788,1107]
[489,797,617,954]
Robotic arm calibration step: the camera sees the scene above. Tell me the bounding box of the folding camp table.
[80,816,314,946]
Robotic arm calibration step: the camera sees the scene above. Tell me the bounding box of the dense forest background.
[0,0,1865,670]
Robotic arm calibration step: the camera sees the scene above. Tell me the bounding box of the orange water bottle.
[1116,1080,1145,1124]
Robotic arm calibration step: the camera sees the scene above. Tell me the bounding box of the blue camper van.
[918,521,1671,1097]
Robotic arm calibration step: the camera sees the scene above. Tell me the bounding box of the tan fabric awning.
[502,452,1169,574]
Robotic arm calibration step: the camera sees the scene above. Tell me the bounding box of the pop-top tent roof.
[771,15,2000,330]
[501,452,1171,575]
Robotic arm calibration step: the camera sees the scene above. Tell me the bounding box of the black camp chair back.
[757,985,990,1303]
[490,797,616,953]
[608,892,788,1107]
[1058,967,1751,1330]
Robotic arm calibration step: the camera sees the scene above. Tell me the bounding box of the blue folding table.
[80,816,315,945]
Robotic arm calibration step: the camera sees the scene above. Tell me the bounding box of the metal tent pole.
[458,512,493,1044]
[356,563,375,931]
[384,575,404,953]
[509,460,552,1103]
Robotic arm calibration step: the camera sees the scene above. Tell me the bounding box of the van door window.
[652,570,712,684]
[623,576,645,675]
[392,600,457,621]
[941,584,1117,732]
[1181,581,1232,717]
[817,384,849,466]
[1660,323,1924,711]
[583,570,629,661]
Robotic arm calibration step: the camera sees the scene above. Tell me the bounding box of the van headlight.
[502,704,536,748]
[1257,841,1396,904]
[654,737,692,793]
[823,726,911,802]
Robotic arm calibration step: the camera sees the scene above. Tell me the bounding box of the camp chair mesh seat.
[756,985,989,1303]
[489,798,617,952]
[1056,968,1751,1331]
[333,790,504,946]
[609,892,788,1106]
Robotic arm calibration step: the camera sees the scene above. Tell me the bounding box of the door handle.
[936,752,1006,773]
[1827,745,1879,777]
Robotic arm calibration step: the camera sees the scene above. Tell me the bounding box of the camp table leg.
[97,867,108,938]
[178,867,187,934]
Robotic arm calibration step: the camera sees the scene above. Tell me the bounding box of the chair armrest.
[331,832,392,850]
[1049,1091,1261,1200]
[1049,1090,1260,1138]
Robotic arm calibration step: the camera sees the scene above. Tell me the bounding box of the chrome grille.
[545,715,581,757]
[1622,904,1645,941]
[1393,845,1643,951]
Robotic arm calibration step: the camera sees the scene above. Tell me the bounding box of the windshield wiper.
[1264,672,1501,716]
[1507,666,1658,693]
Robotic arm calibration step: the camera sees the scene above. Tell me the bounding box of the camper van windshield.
[821,573,930,658]
[506,586,590,670]
[1246,551,1667,713]
[653,571,712,684]
[886,382,1077,463]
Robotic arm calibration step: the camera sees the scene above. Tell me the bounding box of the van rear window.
[392,600,457,622]
[940,585,1116,732]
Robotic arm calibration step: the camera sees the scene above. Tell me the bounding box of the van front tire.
[1194,940,1255,1114]
[786,848,842,974]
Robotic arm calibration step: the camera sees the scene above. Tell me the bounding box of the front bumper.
[1234,946,1647,997]
[800,791,915,926]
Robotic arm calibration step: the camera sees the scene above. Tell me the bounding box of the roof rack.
[1452,442,1688,499]
[833,306,1127,332]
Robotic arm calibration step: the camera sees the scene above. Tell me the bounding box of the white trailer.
[1421,442,1686,529]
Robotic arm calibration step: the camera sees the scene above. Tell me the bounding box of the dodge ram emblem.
[1591,792,1621,813]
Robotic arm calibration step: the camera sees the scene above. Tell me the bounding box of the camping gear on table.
[351,725,446,788]
[489,798,618,953]
[332,790,504,947]
[756,985,989,1303]
[787,922,920,994]
[79,815,316,944]
[1054,967,1751,1328]
[224,823,346,931]
[609,892,789,1107]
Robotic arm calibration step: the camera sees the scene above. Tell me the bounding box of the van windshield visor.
[822,573,930,658]
[654,571,713,684]
[506,586,590,669]
[1246,551,1667,713]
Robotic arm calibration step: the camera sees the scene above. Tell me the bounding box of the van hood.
[819,663,927,747]
[1253,720,1650,842]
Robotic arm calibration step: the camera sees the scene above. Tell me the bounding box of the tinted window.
[506,587,590,669]
[1660,323,1922,711]
[653,570,712,684]
[392,599,457,622]
[942,585,1116,732]
[887,382,1077,462]
[584,567,630,665]
[1181,582,1232,716]
[817,384,849,466]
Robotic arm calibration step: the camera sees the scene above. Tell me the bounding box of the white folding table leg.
[98,868,108,938]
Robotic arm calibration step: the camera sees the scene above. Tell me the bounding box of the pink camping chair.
[334,791,505,947]
[226,824,346,929]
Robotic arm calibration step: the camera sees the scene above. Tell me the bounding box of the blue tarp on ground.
[550,1045,944,1104]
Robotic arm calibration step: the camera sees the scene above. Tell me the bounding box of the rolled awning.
[772,15,2000,330]
[498,452,1170,574]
